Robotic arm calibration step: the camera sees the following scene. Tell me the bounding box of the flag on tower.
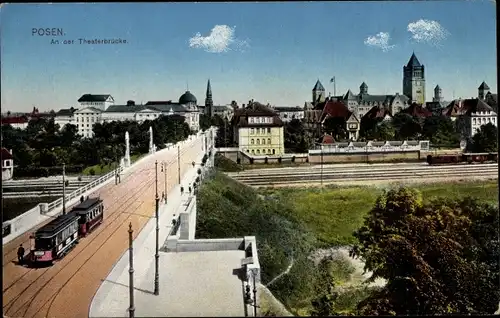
[330,77,335,83]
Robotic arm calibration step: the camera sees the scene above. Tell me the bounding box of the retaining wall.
[308,150,421,164]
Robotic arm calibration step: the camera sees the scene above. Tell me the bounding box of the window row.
[249,117,272,124]
[246,148,276,155]
[87,205,103,222]
[473,117,495,125]
[56,222,79,244]
[250,127,271,134]
[250,138,271,145]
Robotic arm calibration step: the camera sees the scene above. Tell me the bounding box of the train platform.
[90,146,246,317]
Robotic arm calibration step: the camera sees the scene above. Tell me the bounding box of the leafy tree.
[375,121,395,141]
[391,113,421,140]
[284,119,310,153]
[422,115,459,146]
[214,115,234,148]
[351,187,500,315]
[471,123,497,153]
[199,114,212,131]
[323,117,347,141]
[310,258,339,316]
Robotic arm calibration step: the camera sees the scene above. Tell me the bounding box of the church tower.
[433,85,443,102]
[403,52,426,104]
[205,79,213,117]
[312,80,326,105]
[478,81,490,100]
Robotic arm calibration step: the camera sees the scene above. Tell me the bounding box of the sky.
[1,1,497,113]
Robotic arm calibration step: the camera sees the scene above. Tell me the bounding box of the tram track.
[2,140,202,318]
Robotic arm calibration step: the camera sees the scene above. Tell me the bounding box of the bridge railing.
[45,166,124,212]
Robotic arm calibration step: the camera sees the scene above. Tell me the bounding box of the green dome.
[179,91,197,104]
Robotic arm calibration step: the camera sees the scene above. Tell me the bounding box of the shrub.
[197,168,202,175]
[292,156,296,163]
[89,168,96,175]
[278,157,282,163]
[265,157,269,164]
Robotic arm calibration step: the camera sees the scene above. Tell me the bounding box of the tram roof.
[72,197,102,211]
[36,211,79,238]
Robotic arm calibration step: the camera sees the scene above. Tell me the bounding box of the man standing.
[17,244,25,265]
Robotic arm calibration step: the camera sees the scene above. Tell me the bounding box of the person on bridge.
[172,215,177,227]
[188,185,192,194]
[17,244,25,265]
[180,186,184,194]
[80,195,84,203]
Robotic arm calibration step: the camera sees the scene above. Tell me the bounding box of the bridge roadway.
[2,134,206,318]
[226,162,499,187]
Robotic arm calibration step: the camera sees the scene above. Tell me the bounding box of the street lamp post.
[177,146,181,184]
[128,222,135,318]
[154,161,160,295]
[251,269,258,317]
[162,162,167,204]
[62,163,66,214]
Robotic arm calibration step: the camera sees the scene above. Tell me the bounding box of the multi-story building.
[0,116,29,129]
[426,85,448,115]
[1,148,14,181]
[78,94,115,111]
[74,107,103,138]
[54,107,78,129]
[403,52,426,104]
[442,98,497,138]
[232,102,285,156]
[273,106,305,122]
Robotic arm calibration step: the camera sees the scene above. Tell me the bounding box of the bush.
[278,157,282,163]
[197,168,202,175]
[89,168,96,175]
[292,156,296,163]
[265,157,269,164]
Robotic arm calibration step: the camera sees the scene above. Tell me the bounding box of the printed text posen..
[32,28,65,36]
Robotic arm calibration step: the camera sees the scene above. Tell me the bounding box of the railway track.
[2,138,204,318]
[226,163,498,187]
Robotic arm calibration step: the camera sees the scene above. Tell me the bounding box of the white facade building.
[74,107,103,138]
[78,94,115,111]
[443,98,497,138]
[273,106,305,122]
[1,148,14,181]
[54,107,77,130]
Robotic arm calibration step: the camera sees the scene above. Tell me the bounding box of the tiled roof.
[313,80,325,91]
[76,107,103,113]
[344,90,357,100]
[145,101,172,105]
[78,94,112,102]
[478,81,490,90]
[363,105,391,120]
[1,116,29,124]
[402,103,433,117]
[1,148,13,160]
[443,98,494,117]
[322,134,335,144]
[55,108,77,117]
[322,100,351,119]
[234,103,283,128]
[105,105,149,113]
[274,106,303,111]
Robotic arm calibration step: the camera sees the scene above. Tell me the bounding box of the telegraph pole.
[163,162,167,204]
[128,222,135,318]
[252,270,258,317]
[177,146,181,184]
[154,161,160,296]
[62,163,66,214]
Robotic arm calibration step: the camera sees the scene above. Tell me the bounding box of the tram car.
[427,153,498,165]
[30,197,104,265]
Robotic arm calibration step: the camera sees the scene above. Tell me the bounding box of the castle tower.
[205,79,213,117]
[433,85,443,102]
[359,82,368,95]
[478,81,490,100]
[312,80,326,105]
[403,52,426,104]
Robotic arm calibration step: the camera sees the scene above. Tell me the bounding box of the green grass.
[82,154,144,176]
[260,180,498,246]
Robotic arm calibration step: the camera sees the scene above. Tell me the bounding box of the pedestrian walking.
[180,186,184,194]
[80,195,84,203]
[188,185,192,194]
[17,244,25,265]
[172,215,177,227]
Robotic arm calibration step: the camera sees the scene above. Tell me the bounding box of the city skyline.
[1,1,497,112]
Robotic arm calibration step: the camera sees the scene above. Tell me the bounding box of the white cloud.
[407,19,449,45]
[363,32,395,52]
[189,25,249,53]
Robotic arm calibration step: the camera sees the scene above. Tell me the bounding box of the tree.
[422,115,459,146]
[323,117,347,141]
[392,113,421,140]
[284,119,310,153]
[471,123,497,152]
[199,114,212,131]
[310,258,339,316]
[375,121,395,141]
[351,187,500,315]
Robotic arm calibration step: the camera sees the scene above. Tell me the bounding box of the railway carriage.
[72,198,104,236]
[31,212,80,265]
[427,152,498,165]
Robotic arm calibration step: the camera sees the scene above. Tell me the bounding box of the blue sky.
[1,1,497,112]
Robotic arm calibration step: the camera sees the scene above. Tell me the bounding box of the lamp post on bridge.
[62,163,67,215]
[128,222,135,318]
[161,161,167,204]
[154,161,160,295]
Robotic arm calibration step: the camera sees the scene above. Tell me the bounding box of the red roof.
[1,148,13,161]
[1,116,28,124]
[321,100,351,119]
[322,134,335,144]
[402,103,432,117]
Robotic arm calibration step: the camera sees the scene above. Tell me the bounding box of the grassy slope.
[260,181,498,246]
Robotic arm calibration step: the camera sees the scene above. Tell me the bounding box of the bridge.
[2,128,263,318]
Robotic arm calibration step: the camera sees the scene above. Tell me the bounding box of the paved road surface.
[2,135,204,318]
